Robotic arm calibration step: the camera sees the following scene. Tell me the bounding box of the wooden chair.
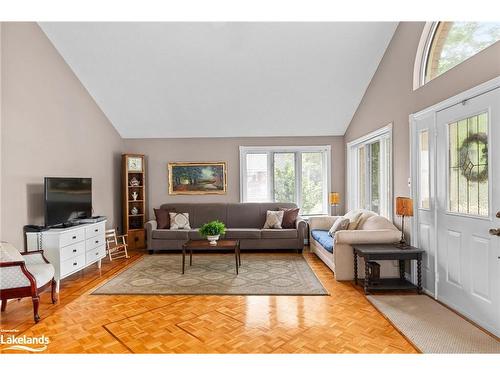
[105,229,130,261]
[0,242,57,323]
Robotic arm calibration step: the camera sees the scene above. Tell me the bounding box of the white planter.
[206,235,220,245]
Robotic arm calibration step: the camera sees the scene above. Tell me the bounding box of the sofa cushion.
[169,213,191,230]
[154,208,171,229]
[224,228,261,239]
[227,203,263,228]
[358,215,398,231]
[26,263,55,287]
[328,217,350,237]
[279,207,300,229]
[188,229,203,240]
[344,211,363,230]
[152,229,189,240]
[263,210,284,229]
[311,229,333,253]
[261,229,298,239]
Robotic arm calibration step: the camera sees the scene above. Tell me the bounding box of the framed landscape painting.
[168,162,227,195]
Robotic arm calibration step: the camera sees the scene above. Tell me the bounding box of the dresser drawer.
[86,234,105,250]
[86,245,106,264]
[60,241,86,262]
[86,222,105,238]
[60,228,86,248]
[60,254,85,277]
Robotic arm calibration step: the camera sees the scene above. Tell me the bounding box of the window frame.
[239,145,332,216]
[414,21,500,90]
[346,124,393,220]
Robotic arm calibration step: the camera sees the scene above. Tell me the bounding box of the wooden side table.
[352,244,424,295]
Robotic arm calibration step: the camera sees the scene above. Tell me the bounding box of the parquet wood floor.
[0,248,418,354]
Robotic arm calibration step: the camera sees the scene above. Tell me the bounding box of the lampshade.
[396,197,414,217]
[329,192,340,205]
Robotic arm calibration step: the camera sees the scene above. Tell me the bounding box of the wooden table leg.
[353,250,358,285]
[235,247,239,275]
[189,248,193,266]
[182,246,186,274]
[417,255,423,294]
[238,242,241,266]
[399,260,405,280]
[364,259,370,294]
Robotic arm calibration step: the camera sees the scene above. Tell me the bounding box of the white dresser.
[26,221,107,291]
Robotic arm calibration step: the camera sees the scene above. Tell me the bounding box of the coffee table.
[181,240,241,274]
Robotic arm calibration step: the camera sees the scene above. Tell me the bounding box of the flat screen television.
[44,177,92,227]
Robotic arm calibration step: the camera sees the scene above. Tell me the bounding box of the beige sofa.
[309,210,401,281]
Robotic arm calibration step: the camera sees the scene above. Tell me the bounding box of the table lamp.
[329,192,340,215]
[395,197,413,249]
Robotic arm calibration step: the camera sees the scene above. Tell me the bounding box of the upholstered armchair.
[0,242,57,322]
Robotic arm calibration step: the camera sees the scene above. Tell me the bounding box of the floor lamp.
[329,192,340,216]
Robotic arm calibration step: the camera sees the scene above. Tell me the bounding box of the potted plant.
[199,220,226,245]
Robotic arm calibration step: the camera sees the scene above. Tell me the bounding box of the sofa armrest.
[335,229,401,245]
[295,216,307,243]
[308,216,339,231]
[145,220,158,251]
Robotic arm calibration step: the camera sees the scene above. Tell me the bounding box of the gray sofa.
[145,203,306,253]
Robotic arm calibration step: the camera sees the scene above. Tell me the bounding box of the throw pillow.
[169,212,191,230]
[279,207,300,229]
[154,208,171,229]
[263,210,284,229]
[344,211,363,230]
[328,217,350,237]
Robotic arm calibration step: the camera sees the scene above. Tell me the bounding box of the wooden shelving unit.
[122,154,146,250]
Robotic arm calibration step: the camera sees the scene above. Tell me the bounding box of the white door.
[412,113,436,295]
[436,88,500,336]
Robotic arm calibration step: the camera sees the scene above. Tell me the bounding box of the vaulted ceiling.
[40,22,397,138]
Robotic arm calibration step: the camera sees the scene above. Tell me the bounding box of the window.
[347,125,392,219]
[448,112,489,216]
[240,146,331,216]
[417,22,500,87]
[418,130,430,209]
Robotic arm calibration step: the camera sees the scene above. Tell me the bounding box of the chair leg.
[51,278,58,304]
[1,299,7,312]
[32,295,40,323]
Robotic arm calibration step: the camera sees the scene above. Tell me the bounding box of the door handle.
[489,228,500,236]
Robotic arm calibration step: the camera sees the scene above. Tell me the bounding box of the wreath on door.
[458,132,488,183]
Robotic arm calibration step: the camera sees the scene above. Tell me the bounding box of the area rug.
[367,295,500,353]
[92,254,328,296]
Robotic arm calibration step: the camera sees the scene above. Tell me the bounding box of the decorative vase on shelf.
[129,177,140,187]
[130,206,139,215]
[131,191,138,201]
[206,235,220,246]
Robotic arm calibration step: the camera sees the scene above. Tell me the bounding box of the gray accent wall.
[1,23,124,248]
[123,136,345,220]
[344,22,500,225]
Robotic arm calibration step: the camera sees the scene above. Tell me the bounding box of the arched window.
[415,22,500,88]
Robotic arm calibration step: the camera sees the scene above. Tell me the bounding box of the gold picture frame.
[168,161,227,195]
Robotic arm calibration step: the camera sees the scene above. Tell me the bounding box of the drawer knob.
[95,252,99,255]
[73,262,77,266]
[73,249,77,253]
[95,240,99,244]
[95,229,98,232]
[72,236,77,239]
